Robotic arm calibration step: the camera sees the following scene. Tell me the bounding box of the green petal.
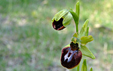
[81,59,87,71]
[80,45,95,59]
[81,35,94,45]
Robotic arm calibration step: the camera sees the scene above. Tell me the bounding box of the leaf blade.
[81,59,87,71]
[79,20,89,37]
[80,45,95,59]
[90,68,93,71]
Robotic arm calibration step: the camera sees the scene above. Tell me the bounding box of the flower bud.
[52,9,72,30]
[61,43,82,69]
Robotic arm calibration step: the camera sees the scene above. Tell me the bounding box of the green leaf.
[81,35,94,45]
[76,1,80,17]
[79,20,89,37]
[80,45,95,59]
[85,27,89,36]
[90,68,93,71]
[69,10,78,25]
[77,64,80,71]
[81,59,87,71]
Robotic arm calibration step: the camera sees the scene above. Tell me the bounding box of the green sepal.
[81,35,94,45]
[81,59,87,71]
[73,33,78,38]
[90,68,93,71]
[63,12,72,27]
[52,9,68,21]
[79,20,89,38]
[76,1,80,17]
[65,44,70,47]
[80,45,95,59]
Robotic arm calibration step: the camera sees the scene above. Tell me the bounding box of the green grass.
[0,0,113,71]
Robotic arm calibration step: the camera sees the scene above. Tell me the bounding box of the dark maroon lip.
[52,18,65,30]
[61,47,82,69]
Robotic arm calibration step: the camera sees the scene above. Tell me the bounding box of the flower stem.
[69,10,79,33]
[76,21,79,33]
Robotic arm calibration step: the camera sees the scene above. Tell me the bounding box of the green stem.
[69,10,79,33]
[76,13,79,34]
[76,20,79,33]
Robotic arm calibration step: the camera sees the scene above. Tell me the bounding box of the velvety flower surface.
[61,47,82,69]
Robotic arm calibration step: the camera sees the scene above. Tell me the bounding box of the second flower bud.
[52,9,72,30]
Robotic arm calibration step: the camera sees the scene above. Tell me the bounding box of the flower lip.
[52,18,65,30]
[61,47,82,69]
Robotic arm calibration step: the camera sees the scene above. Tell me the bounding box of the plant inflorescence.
[52,1,95,71]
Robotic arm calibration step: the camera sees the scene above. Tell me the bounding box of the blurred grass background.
[0,0,113,71]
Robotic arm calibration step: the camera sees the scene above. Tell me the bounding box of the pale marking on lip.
[64,49,78,62]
